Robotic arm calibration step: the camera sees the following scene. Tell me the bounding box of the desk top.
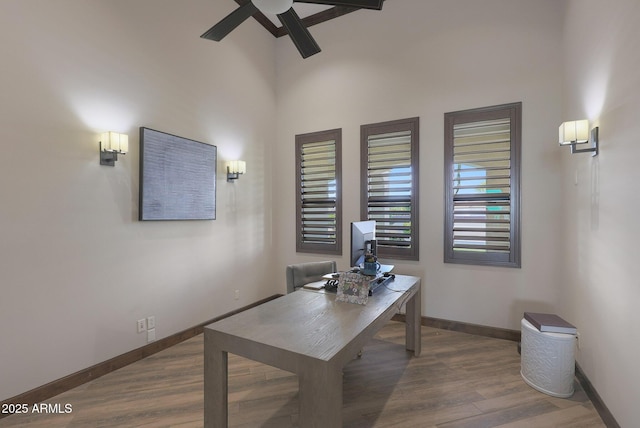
[205,274,420,364]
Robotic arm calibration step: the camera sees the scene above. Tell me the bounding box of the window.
[361,117,419,261]
[444,102,521,267]
[295,129,342,255]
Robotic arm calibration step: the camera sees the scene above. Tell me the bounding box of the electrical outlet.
[576,332,581,350]
[234,290,240,300]
[147,316,155,330]
[137,319,146,333]
[147,328,156,343]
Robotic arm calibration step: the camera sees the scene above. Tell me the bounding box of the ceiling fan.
[201,0,384,58]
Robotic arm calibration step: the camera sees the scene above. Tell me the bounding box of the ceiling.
[233,0,364,38]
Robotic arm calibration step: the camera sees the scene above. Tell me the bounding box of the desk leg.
[299,363,342,428]
[204,334,228,428]
[405,283,421,356]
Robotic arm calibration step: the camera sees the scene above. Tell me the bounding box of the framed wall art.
[139,127,217,221]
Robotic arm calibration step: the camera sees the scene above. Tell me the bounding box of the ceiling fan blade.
[298,0,384,10]
[200,2,258,41]
[278,8,321,58]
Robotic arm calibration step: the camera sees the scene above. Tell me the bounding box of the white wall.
[0,0,278,401]
[5,1,636,424]
[561,1,640,426]
[274,0,566,330]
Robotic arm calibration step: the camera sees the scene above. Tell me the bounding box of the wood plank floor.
[1,322,605,427]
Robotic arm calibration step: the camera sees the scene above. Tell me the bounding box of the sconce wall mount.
[559,120,599,156]
[226,160,246,182]
[100,132,129,166]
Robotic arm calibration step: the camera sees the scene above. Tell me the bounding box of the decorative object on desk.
[321,273,340,292]
[523,312,577,334]
[336,271,368,305]
[226,160,246,182]
[99,132,128,166]
[362,249,378,276]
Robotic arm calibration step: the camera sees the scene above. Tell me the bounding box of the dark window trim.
[444,102,521,268]
[295,128,342,255]
[361,117,420,261]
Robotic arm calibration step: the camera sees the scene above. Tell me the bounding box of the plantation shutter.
[361,118,419,261]
[296,129,342,255]
[444,103,521,267]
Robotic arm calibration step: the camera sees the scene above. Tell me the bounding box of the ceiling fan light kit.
[201,0,385,58]
[252,0,294,15]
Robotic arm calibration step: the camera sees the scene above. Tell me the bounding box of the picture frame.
[336,272,369,305]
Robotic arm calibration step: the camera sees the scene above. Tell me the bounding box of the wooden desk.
[204,274,421,428]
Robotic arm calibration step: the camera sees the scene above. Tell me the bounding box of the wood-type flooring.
[1,322,605,427]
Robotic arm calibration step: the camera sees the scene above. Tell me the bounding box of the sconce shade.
[99,132,128,166]
[101,132,129,153]
[226,160,246,181]
[252,0,293,14]
[226,160,246,174]
[559,120,589,146]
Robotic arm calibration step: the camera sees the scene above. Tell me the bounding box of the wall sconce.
[559,120,599,156]
[100,132,129,166]
[226,160,246,182]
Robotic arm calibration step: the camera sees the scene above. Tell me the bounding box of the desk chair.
[285,260,337,294]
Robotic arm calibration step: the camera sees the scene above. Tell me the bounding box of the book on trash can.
[524,312,577,334]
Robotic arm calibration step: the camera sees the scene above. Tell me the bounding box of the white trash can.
[520,318,577,398]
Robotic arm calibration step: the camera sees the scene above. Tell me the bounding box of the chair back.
[285,261,337,293]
